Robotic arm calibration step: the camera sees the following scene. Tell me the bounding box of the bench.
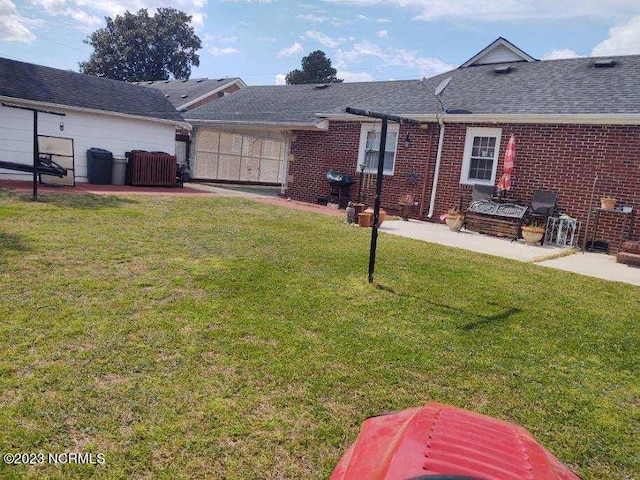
[463,200,528,241]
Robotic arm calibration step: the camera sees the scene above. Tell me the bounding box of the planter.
[399,203,413,221]
[358,212,374,227]
[445,215,464,232]
[600,197,617,210]
[521,226,545,245]
[364,207,387,226]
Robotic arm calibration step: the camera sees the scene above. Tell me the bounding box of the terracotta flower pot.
[521,225,545,245]
[600,197,617,210]
[358,212,374,227]
[364,207,386,226]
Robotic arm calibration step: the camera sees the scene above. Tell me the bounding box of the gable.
[460,37,537,68]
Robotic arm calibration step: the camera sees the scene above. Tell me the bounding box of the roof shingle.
[186,55,640,125]
[0,57,182,121]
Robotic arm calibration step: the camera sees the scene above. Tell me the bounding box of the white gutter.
[0,96,181,126]
[427,113,445,218]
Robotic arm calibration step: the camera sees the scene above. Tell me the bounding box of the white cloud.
[337,70,374,82]
[63,7,103,31]
[542,48,581,60]
[376,17,390,23]
[188,11,206,30]
[336,40,454,77]
[304,30,342,48]
[277,42,303,57]
[591,16,640,56]
[357,14,367,19]
[375,29,388,38]
[297,13,328,23]
[322,0,640,22]
[275,73,286,85]
[0,0,36,42]
[210,46,239,55]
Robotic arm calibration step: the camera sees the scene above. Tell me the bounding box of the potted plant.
[600,197,617,210]
[363,207,387,226]
[444,207,464,232]
[398,194,414,221]
[521,221,546,245]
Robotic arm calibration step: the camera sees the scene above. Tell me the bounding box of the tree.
[80,8,202,82]
[285,50,343,85]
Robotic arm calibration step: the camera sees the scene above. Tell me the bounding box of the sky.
[2,0,640,85]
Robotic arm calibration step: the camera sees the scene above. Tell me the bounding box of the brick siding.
[289,120,639,253]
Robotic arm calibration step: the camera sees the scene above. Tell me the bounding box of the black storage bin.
[87,148,113,184]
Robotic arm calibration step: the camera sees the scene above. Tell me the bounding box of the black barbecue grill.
[326,169,353,209]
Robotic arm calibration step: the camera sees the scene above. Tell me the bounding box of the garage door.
[194,129,286,184]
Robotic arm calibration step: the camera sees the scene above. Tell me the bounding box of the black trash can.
[87,148,113,184]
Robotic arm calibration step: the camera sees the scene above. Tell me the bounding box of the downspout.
[427,112,445,218]
[418,123,434,217]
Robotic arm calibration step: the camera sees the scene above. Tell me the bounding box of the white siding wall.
[0,105,175,182]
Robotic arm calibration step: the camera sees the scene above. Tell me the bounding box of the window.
[460,127,502,185]
[356,123,400,175]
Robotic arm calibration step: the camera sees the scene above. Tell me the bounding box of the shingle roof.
[186,54,640,125]
[140,77,243,109]
[185,80,419,125]
[0,57,182,121]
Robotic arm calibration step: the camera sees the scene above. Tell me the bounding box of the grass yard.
[0,190,638,479]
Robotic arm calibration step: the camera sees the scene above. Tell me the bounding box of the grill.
[326,169,353,208]
[126,151,177,187]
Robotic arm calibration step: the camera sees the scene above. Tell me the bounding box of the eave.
[0,95,182,126]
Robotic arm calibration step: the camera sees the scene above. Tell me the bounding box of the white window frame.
[356,123,400,176]
[459,127,502,185]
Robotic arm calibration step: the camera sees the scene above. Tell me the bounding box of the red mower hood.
[331,402,580,480]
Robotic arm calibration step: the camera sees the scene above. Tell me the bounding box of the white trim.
[323,113,640,126]
[459,127,502,185]
[177,79,245,110]
[0,96,180,126]
[356,123,400,176]
[460,38,536,68]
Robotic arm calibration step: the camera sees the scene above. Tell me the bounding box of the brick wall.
[289,120,639,253]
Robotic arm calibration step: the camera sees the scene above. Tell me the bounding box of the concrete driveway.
[380,219,640,287]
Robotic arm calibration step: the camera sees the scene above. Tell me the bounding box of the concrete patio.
[380,219,640,287]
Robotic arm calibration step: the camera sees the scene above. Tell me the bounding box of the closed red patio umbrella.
[497,134,515,193]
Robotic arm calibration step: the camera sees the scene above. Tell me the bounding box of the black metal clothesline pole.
[345,107,420,283]
[1,102,65,200]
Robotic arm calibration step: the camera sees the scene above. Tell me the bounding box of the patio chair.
[530,190,558,220]
[471,184,495,202]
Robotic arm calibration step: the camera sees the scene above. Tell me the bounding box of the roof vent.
[493,65,513,74]
[314,84,330,90]
[147,81,154,85]
[164,80,170,84]
[181,79,188,83]
[180,94,188,99]
[216,78,226,81]
[196,79,205,83]
[593,59,616,68]
[164,94,170,98]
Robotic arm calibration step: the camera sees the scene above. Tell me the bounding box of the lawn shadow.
[0,231,31,254]
[376,283,521,331]
[19,193,139,210]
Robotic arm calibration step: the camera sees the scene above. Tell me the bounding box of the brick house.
[185,38,640,253]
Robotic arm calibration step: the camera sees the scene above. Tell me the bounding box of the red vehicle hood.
[331,402,580,480]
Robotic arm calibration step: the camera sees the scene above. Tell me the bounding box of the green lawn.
[0,190,638,479]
